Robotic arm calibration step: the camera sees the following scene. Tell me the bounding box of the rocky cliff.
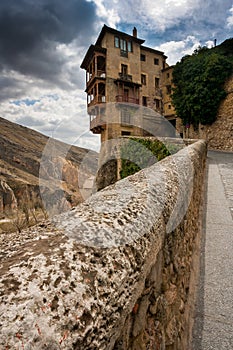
[0,117,97,232]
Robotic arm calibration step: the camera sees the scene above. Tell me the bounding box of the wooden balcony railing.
[88,95,106,107]
[87,70,106,86]
[116,95,139,104]
[90,115,106,132]
[118,73,132,81]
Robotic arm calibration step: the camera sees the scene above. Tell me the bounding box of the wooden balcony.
[116,95,139,104]
[88,95,106,107]
[118,73,132,81]
[86,70,106,88]
[90,115,106,134]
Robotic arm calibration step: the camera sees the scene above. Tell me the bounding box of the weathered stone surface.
[0,117,98,231]
[0,140,207,349]
[0,180,17,213]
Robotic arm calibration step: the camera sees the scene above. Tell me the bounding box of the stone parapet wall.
[0,140,207,349]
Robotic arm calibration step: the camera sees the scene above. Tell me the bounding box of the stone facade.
[0,140,207,349]
[81,26,232,150]
[161,66,176,121]
[81,25,169,141]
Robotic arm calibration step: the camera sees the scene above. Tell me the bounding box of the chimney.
[133,27,137,38]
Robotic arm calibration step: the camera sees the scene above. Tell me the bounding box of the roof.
[96,24,145,46]
[141,45,167,58]
[80,25,169,70]
[80,45,106,70]
[162,65,174,72]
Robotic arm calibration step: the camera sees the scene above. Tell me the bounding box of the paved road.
[192,151,233,349]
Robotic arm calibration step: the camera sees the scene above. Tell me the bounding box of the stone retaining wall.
[0,140,207,349]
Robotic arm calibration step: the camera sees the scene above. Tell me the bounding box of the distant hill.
[0,117,98,232]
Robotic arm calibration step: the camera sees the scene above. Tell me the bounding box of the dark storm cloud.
[0,0,97,82]
[0,75,27,101]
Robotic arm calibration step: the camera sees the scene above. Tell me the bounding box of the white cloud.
[90,0,120,28]
[205,40,215,48]
[93,0,201,32]
[155,36,201,65]
[138,0,201,31]
[227,6,233,27]
[1,88,100,151]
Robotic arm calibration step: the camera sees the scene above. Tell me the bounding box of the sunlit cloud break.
[227,6,233,27]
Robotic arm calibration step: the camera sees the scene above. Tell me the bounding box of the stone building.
[81,26,232,151]
[81,25,175,142]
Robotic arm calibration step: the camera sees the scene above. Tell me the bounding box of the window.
[142,96,147,106]
[121,109,131,125]
[154,99,160,109]
[168,104,171,109]
[167,72,170,78]
[128,41,132,52]
[140,54,146,61]
[155,77,160,88]
[121,131,131,136]
[120,39,127,51]
[120,38,127,57]
[121,64,128,75]
[154,58,159,65]
[141,74,146,85]
[115,37,132,56]
[166,85,172,94]
[114,36,120,48]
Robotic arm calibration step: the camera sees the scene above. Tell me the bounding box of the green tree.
[120,138,171,179]
[172,41,233,127]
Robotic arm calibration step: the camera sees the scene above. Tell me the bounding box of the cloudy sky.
[0,0,232,151]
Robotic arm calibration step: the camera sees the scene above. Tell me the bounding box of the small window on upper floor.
[141,74,146,85]
[120,39,127,52]
[167,72,170,78]
[128,41,132,52]
[154,58,159,65]
[141,54,146,61]
[115,36,120,48]
[115,36,132,56]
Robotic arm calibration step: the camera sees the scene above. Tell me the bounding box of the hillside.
[172,37,233,128]
[213,38,233,63]
[0,117,98,232]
